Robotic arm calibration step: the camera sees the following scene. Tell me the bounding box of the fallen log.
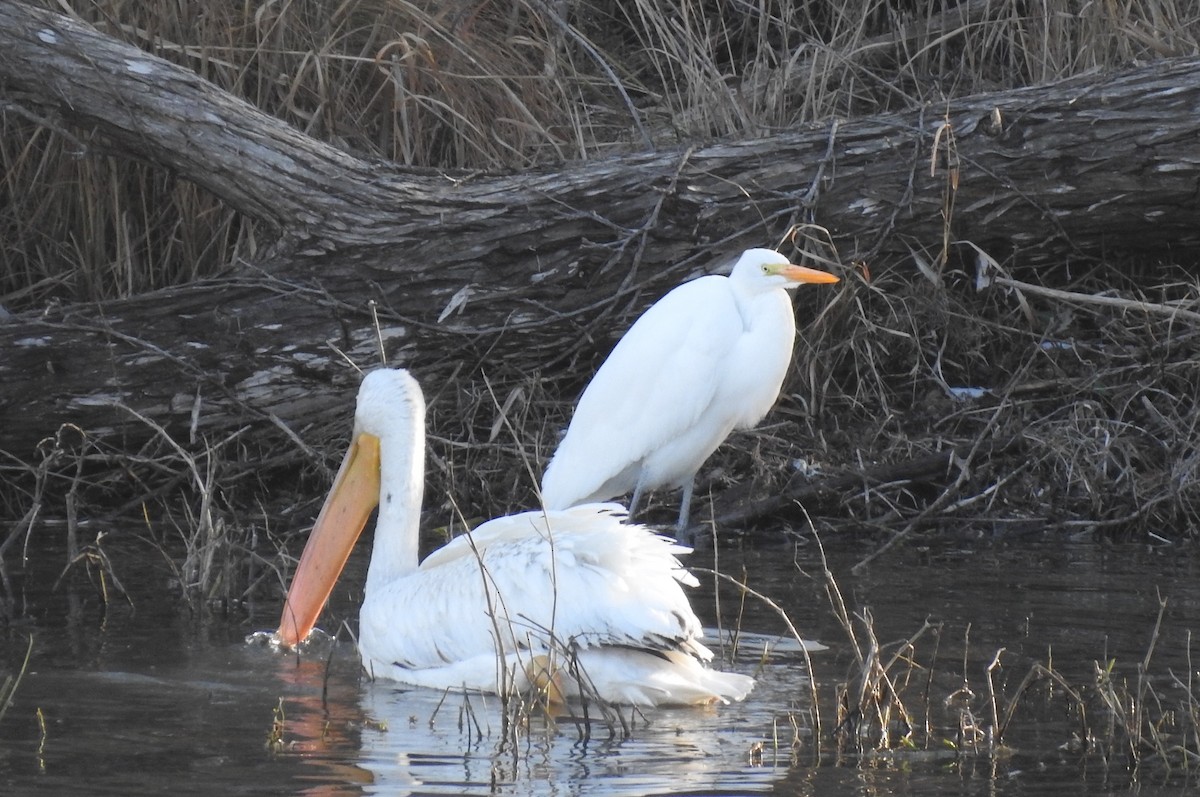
[3,3,1200,518]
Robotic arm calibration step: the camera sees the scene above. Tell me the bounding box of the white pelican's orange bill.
[276,432,381,647]
[779,263,840,284]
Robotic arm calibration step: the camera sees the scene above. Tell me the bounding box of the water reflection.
[271,656,372,796]
[2,537,1199,796]
[272,638,787,796]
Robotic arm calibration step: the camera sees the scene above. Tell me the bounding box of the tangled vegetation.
[2,2,1199,625]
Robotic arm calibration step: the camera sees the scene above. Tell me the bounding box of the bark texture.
[3,3,1200,515]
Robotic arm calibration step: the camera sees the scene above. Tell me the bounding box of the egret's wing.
[542,277,743,507]
[360,505,706,671]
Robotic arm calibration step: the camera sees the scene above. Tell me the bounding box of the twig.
[851,354,1032,573]
[984,647,1005,747]
[995,662,1087,744]
[993,276,1200,326]
[0,634,34,725]
[528,0,651,149]
[690,564,821,743]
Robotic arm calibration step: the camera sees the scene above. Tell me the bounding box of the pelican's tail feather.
[574,647,755,707]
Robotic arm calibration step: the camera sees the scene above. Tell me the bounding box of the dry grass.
[0,412,320,620]
[5,1,1200,309]
[707,539,1200,776]
[4,1,1200,614]
[672,243,1200,552]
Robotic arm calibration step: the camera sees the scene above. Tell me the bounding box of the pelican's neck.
[364,393,426,595]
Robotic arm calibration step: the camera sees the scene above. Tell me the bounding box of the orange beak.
[780,263,840,284]
[276,432,382,647]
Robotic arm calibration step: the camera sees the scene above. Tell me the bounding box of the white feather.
[308,369,754,706]
[541,248,836,527]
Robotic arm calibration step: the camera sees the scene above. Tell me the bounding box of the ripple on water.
[1,538,1198,796]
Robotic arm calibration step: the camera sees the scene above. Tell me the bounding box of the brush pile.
[3,0,1200,610]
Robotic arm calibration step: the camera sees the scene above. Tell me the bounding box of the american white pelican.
[275,368,753,707]
[542,248,839,536]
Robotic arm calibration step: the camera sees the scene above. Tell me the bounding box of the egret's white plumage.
[276,368,752,707]
[542,248,839,534]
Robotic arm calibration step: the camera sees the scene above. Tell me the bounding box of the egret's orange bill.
[781,263,840,284]
[276,432,381,647]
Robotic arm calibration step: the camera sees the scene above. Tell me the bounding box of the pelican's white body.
[542,249,817,527]
[338,370,752,706]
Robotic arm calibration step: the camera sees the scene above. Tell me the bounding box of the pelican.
[542,248,839,536]
[275,368,753,707]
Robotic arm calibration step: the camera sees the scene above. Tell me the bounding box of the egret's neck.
[728,275,793,331]
[364,407,425,594]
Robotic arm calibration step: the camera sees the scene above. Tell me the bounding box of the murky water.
[2,531,1198,796]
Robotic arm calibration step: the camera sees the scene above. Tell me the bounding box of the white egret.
[541,248,839,536]
[275,368,753,707]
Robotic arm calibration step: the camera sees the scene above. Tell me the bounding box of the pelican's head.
[730,248,839,291]
[353,369,425,439]
[275,368,425,648]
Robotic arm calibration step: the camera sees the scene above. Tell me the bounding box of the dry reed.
[724,541,1200,778]
[5,0,1200,310]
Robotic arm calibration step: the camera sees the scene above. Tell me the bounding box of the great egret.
[275,368,753,707]
[542,248,838,536]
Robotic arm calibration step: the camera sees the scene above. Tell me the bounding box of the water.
[2,532,1198,796]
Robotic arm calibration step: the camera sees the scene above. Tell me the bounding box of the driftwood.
[4,3,1200,523]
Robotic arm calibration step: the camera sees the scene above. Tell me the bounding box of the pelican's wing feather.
[415,503,625,571]
[359,505,708,675]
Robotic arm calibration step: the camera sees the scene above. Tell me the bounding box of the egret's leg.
[629,479,646,519]
[675,478,694,538]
